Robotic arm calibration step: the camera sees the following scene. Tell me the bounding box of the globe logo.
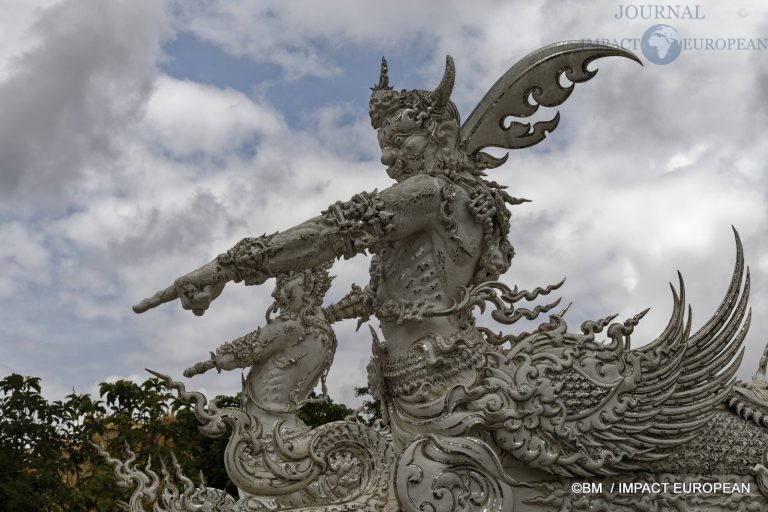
[641,24,682,65]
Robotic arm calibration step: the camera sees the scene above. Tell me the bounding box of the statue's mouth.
[386,158,405,180]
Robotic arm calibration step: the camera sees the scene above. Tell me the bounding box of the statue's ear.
[433,120,459,148]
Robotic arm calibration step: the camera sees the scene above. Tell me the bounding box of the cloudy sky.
[1,0,766,406]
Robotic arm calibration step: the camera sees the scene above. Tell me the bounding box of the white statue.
[95,41,768,512]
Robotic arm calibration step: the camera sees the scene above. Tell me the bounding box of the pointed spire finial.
[373,56,392,91]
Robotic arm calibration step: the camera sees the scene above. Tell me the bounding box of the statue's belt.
[381,329,491,398]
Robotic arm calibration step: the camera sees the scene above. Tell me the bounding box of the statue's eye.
[394,136,403,146]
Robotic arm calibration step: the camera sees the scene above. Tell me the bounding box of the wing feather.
[508,230,750,476]
[461,41,641,156]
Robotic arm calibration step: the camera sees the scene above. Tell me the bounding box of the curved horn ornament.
[431,55,455,108]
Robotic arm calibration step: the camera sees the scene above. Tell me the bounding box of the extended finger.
[132,284,179,313]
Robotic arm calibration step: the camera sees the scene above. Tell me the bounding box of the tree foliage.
[353,386,382,426]
[0,373,373,511]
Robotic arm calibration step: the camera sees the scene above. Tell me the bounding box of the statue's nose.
[381,148,397,166]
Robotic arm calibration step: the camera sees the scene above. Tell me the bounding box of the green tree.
[353,386,382,426]
[0,373,361,511]
[0,374,65,511]
[297,392,354,428]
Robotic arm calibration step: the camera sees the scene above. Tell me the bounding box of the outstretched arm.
[183,324,285,377]
[133,174,445,315]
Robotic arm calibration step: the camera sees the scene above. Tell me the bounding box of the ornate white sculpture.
[96,41,768,511]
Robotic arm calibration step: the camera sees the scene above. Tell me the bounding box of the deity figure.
[132,44,589,454]
[183,264,336,435]
[120,41,768,511]
[135,265,397,511]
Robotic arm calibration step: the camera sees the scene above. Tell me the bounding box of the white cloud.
[0,0,60,80]
[0,0,170,213]
[169,0,585,81]
[141,76,284,158]
[0,222,51,297]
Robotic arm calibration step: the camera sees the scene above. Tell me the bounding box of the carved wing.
[491,230,749,476]
[461,41,641,161]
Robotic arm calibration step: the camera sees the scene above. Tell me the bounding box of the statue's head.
[369,56,531,285]
[369,57,463,182]
[271,263,334,316]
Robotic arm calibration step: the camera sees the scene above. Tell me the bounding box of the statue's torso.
[367,179,501,449]
[245,316,334,431]
[375,179,485,360]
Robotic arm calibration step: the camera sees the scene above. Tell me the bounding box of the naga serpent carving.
[94,41,768,511]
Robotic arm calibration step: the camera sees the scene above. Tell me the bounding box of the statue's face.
[377,107,461,182]
[272,273,306,314]
[377,108,429,181]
